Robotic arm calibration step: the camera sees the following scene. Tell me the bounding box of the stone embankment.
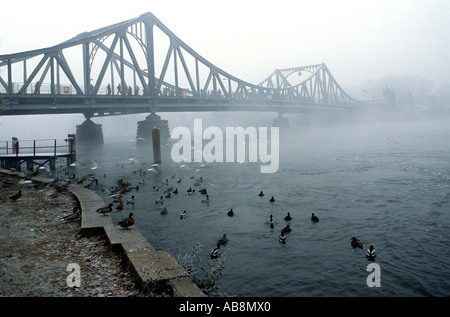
[0,168,205,297]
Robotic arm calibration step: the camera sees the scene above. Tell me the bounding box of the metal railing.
[0,137,75,157]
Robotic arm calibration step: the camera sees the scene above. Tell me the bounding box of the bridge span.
[1,12,358,118]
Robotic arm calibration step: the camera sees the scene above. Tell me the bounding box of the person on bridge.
[107,84,111,95]
[117,83,122,95]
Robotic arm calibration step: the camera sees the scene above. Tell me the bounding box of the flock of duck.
[65,166,377,262]
[4,165,377,262]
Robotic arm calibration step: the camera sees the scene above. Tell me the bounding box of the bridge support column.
[136,113,170,146]
[76,117,104,147]
[273,113,289,130]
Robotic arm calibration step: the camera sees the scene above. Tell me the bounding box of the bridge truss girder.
[258,64,357,105]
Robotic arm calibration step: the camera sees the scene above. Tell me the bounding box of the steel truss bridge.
[0,12,358,118]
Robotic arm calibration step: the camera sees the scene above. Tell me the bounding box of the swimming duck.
[202,195,210,203]
[177,178,182,183]
[9,189,22,201]
[118,212,135,229]
[270,196,275,203]
[95,203,113,216]
[284,212,292,221]
[164,186,174,193]
[218,234,228,245]
[112,194,123,203]
[180,210,187,219]
[160,207,168,215]
[199,188,208,195]
[173,188,178,194]
[187,187,193,193]
[188,189,196,195]
[311,213,319,223]
[268,214,275,228]
[279,233,287,244]
[351,237,363,249]
[366,245,377,260]
[155,196,164,204]
[126,195,135,204]
[195,177,203,183]
[258,191,264,197]
[165,192,171,198]
[153,186,159,192]
[227,208,234,217]
[281,224,291,234]
[116,201,124,210]
[210,243,221,259]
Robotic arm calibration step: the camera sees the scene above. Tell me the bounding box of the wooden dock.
[0,135,76,172]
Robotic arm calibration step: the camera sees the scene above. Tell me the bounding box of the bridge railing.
[0,81,317,104]
[0,137,75,157]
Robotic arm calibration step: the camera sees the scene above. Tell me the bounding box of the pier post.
[67,133,77,167]
[152,127,161,164]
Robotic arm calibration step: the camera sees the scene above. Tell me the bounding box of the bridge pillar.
[136,113,170,146]
[76,117,104,147]
[273,113,289,130]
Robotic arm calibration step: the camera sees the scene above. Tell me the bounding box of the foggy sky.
[1,0,449,92]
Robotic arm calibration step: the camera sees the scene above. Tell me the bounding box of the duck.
[279,232,287,244]
[9,189,22,201]
[218,234,228,245]
[188,189,196,195]
[95,203,113,216]
[351,237,363,249]
[112,194,123,203]
[366,245,377,261]
[202,195,210,203]
[187,187,193,193]
[173,188,178,194]
[118,212,135,230]
[116,201,124,210]
[177,178,182,183]
[258,191,264,197]
[270,196,275,203]
[165,192,171,198]
[311,213,319,223]
[155,196,164,204]
[284,212,292,221]
[153,186,159,192]
[126,195,135,204]
[199,188,208,195]
[160,207,168,215]
[268,214,275,228]
[164,186,174,193]
[281,224,291,234]
[180,210,187,219]
[227,208,234,217]
[62,206,80,222]
[210,243,221,259]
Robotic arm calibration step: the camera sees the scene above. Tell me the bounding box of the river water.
[2,107,450,297]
